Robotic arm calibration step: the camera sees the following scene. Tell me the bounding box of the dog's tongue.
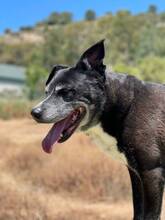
[42,117,70,154]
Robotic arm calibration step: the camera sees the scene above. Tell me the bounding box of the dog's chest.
[86,125,128,165]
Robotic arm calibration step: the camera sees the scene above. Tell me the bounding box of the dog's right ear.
[76,40,105,71]
[46,65,68,86]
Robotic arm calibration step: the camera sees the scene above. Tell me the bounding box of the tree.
[42,28,65,68]
[148,5,157,14]
[46,12,59,25]
[135,25,157,60]
[85,10,96,21]
[20,26,33,32]
[160,12,165,22]
[46,12,72,25]
[4,28,12,34]
[58,12,72,25]
[26,65,47,100]
[108,10,135,64]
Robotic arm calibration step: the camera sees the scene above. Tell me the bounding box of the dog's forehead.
[46,68,70,87]
[45,67,85,91]
[54,67,87,83]
[55,67,74,81]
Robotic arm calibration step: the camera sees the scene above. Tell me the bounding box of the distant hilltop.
[0,11,76,45]
[0,7,165,72]
[1,28,44,45]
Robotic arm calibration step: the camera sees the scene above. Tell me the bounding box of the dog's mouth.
[42,107,86,153]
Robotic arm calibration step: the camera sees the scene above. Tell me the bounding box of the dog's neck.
[104,72,138,113]
[100,72,143,139]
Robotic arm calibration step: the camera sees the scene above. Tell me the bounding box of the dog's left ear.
[76,40,105,71]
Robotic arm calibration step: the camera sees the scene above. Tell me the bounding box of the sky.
[0,0,165,33]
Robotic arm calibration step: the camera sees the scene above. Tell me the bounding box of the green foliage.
[26,65,47,100]
[20,26,33,31]
[139,56,165,83]
[46,12,72,25]
[160,12,165,21]
[42,28,65,68]
[0,42,38,65]
[113,63,143,80]
[1,6,165,98]
[135,25,156,60]
[85,10,96,21]
[4,28,12,34]
[148,5,157,14]
[114,57,165,84]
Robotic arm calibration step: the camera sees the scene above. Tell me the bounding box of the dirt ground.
[0,119,164,220]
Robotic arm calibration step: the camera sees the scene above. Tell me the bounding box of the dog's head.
[31,40,106,153]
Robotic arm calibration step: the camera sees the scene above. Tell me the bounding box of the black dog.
[31,40,165,220]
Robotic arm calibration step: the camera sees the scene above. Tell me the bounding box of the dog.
[31,40,165,220]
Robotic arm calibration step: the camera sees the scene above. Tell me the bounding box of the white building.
[0,64,26,96]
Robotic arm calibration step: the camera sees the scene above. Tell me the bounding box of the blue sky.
[0,0,165,33]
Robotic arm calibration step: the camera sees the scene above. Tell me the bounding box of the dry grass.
[0,119,164,219]
[0,99,33,119]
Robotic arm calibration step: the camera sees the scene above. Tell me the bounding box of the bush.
[113,63,143,80]
[139,56,165,83]
[85,10,96,21]
[25,65,47,100]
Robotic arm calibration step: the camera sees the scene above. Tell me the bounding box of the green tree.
[160,12,165,22]
[59,12,72,25]
[26,65,47,100]
[4,28,12,34]
[85,10,96,21]
[42,28,65,68]
[108,10,135,64]
[20,26,33,31]
[46,12,72,25]
[148,5,157,14]
[135,25,157,60]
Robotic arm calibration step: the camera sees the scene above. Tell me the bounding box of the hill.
[0,9,165,68]
[1,8,165,99]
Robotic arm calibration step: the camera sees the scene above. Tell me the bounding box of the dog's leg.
[141,167,164,220]
[128,167,144,220]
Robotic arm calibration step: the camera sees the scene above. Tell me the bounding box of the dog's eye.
[57,88,76,101]
[45,90,50,97]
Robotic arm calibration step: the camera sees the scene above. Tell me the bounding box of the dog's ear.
[46,65,68,86]
[76,40,105,71]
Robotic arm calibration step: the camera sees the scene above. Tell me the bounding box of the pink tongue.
[42,117,70,154]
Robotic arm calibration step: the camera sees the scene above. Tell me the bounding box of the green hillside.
[0,7,165,99]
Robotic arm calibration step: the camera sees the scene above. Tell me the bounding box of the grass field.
[0,119,164,219]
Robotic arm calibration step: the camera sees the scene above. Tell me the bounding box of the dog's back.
[101,72,165,170]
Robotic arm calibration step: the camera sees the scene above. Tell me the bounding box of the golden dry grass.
[0,119,164,219]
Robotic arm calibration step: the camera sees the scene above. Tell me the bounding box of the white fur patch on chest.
[86,125,128,165]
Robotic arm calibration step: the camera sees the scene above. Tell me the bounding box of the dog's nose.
[31,107,42,119]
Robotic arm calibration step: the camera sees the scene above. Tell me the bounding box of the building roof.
[0,64,26,82]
